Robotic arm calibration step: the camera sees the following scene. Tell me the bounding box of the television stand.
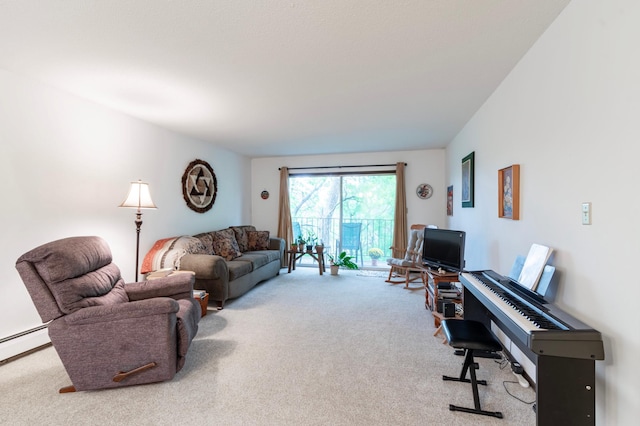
[423,268,460,316]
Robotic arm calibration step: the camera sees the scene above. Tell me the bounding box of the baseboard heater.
[0,325,51,365]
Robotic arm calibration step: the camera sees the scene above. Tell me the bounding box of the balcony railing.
[292,217,394,268]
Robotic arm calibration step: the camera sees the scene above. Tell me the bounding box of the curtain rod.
[279,163,406,171]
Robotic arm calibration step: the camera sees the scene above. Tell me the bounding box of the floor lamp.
[119,180,157,282]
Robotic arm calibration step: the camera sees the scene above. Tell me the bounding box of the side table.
[287,249,325,275]
[194,293,209,317]
[423,268,461,325]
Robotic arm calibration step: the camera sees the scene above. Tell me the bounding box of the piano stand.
[441,319,504,419]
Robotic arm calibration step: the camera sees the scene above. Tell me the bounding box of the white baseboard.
[491,321,537,384]
[0,327,50,363]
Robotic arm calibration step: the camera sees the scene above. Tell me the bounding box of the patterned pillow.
[231,226,256,252]
[194,232,214,254]
[248,231,270,251]
[212,229,243,260]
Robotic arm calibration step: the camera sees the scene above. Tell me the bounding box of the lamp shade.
[119,180,157,210]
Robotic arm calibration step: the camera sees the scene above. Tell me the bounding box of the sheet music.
[518,244,553,291]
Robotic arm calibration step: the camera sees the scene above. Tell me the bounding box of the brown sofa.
[142,226,284,309]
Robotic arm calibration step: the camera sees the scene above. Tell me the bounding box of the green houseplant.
[327,251,358,275]
[304,230,317,251]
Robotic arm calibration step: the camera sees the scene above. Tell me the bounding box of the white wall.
[0,69,251,359]
[250,150,446,236]
[446,1,640,423]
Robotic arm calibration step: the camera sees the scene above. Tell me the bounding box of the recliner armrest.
[126,272,195,301]
[64,298,179,326]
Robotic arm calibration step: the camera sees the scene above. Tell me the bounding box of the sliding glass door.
[289,173,396,268]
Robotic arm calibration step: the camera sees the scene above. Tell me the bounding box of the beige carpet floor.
[0,267,536,425]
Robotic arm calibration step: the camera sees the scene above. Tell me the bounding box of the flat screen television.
[422,228,466,272]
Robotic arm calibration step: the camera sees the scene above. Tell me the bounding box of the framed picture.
[461,152,474,208]
[498,164,520,220]
[447,185,453,216]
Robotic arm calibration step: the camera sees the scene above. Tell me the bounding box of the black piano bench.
[441,319,504,419]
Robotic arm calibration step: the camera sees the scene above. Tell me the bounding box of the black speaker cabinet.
[443,302,456,318]
[437,299,444,313]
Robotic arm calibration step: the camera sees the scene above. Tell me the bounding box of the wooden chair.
[385,224,426,288]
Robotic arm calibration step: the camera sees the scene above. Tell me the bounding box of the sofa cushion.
[247,231,270,251]
[231,226,256,252]
[249,249,281,264]
[226,259,253,281]
[141,236,206,274]
[212,228,242,261]
[234,252,271,270]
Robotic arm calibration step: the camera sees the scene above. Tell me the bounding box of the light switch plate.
[582,202,591,225]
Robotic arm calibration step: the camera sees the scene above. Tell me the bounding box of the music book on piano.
[518,243,553,291]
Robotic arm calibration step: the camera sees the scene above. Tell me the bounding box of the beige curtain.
[392,162,408,258]
[277,167,293,266]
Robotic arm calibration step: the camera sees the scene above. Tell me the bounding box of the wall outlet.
[582,202,591,225]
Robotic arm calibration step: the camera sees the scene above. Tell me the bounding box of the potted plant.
[327,251,358,275]
[297,235,305,252]
[305,230,317,252]
[368,247,384,266]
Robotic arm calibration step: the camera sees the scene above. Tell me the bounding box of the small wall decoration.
[447,185,453,216]
[182,159,217,213]
[461,152,474,208]
[498,164,520,220]
[260,190,270,200]
[416,183,433,199]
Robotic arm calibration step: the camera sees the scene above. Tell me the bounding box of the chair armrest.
[126,272,195,301]
[269,237,284,251]
[179,254,228,280]
[64,298,179,326]
[269,237,285,265]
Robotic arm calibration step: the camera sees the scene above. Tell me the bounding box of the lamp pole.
[119,180,157,282]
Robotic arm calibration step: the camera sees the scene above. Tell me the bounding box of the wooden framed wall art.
[498,164,520,220]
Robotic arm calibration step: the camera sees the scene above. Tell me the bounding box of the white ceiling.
[0,0,569,157]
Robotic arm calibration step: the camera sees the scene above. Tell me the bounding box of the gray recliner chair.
[15,236,201,393]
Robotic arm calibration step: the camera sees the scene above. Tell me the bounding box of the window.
[290,173,396,268]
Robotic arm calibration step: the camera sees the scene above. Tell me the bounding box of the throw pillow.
[248,230,270,251]
[212,228,243,260]
[231,225,256,252]
[194,232,214,254]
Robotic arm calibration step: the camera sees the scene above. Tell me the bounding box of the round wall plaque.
[416,183,433,199]
[261,190,269,200]
[182,159,217,213]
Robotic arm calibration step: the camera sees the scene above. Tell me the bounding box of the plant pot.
[330,265,339,275]
[371,259,378,266]
[298,243,305,252]
[306,245,313,252]
[315,245,324,254]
